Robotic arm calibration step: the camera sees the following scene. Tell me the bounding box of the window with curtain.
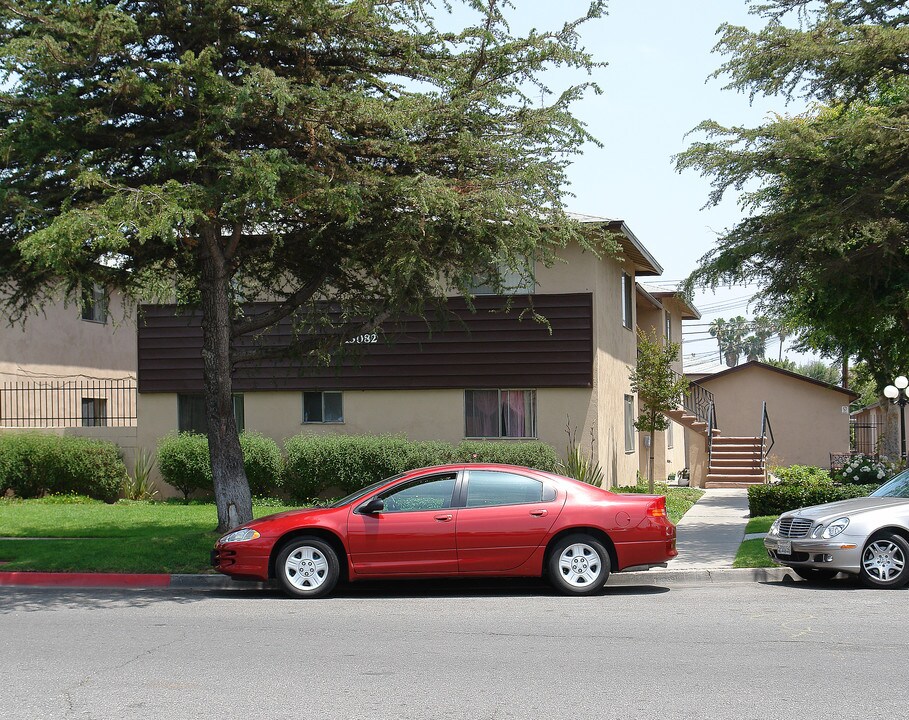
[81,283,108,324]
[303,391,344,423]
[465,389,536,438]
[178,394,245,433]
[624,394,635,453]
[621,272,633,329]
[469,261,535,296]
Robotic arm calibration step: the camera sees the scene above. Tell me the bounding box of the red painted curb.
[0,571,171,588]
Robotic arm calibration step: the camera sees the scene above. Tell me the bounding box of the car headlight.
[219,528,260,543]
[821,517,849,539]
[768,519,781,537]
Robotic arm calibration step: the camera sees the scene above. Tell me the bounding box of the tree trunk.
[648,429,655,494]
[880,399,902,463]
[199,226,253,532]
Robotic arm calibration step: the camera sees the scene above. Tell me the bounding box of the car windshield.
[870,469,909,499]
[328,473,408,508]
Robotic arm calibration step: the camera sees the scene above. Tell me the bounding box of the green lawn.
[734,515,778,568]
[665,488,705,525]
[0,487,707,574]
[0,498,295,574]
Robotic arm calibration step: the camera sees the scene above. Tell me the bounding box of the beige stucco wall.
[698,366,852,468]
[0,290,136,383]
[138,387,599,496]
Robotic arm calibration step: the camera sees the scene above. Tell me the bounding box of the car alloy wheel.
[859,532,909,589]
[547,534,610,596]
[276,537,341,598]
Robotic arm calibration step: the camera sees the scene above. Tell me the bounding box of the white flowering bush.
[835,453,890,486]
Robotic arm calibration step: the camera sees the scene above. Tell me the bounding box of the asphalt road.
[2,576,906,720]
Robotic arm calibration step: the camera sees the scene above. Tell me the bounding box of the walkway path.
[669,488,751,569]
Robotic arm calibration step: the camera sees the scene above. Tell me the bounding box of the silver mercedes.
[764,469,909,588]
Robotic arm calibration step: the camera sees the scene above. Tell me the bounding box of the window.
[465,389,536,438]
[470,261,535,296]
[621,273,633,329]
[624,394,635,453]
[178,394,245,434]
[376,474,457,513]
[81,283,108,324]
[81,398,107,427]
[465,471,545,507]
[303,391,343,423]
[665,310,672,342]
[667,420,674,449]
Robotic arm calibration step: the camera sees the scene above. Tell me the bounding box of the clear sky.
[493,0,809,372]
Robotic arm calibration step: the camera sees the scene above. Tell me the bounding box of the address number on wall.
[345,333,379,345]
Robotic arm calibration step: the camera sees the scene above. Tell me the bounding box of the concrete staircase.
[664,408,720,438]
[705,436,766,488]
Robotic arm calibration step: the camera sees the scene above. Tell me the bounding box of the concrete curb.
[609,566,792,586]
[0,567,793,591]
[0,571,265,591]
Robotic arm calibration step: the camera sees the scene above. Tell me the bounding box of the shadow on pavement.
[217,577,672,600]
[761,573,908,591]
[0,587,208,613]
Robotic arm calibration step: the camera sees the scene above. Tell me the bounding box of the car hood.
[787,496,908,522]
[246,507,329,528]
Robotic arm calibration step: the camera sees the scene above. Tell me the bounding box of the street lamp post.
[883,375,909,462]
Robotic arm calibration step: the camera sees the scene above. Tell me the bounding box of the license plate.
[777,539,792,556]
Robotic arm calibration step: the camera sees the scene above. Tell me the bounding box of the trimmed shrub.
[157,431,283,499]
[748,482,878,517]
[283,434,417,501]
[54,436,127,502]
[0,433,127,502]
[455,440,559,472]
[834,453,890,486]
[772,465,832,485]
[281,434,562,502]
[239,432,282,496]
[157,432,213,499]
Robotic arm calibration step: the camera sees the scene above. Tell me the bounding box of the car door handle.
[434,514,453,522]
[529,509,548,517]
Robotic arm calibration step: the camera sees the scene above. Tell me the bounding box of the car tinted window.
[330,473,407,508]
[379,474,457,512]
[871,469,909,498]
[466,471,544,507]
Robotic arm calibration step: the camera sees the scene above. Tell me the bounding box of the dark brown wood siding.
[138,293,593,393]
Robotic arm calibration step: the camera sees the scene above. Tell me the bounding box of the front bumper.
[211,540,272,581]
[763,535,862,575]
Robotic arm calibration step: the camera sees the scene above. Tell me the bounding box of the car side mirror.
[360,497,385,514]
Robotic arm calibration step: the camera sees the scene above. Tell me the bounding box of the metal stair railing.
[672,371,715,425]
[759,401,775,479]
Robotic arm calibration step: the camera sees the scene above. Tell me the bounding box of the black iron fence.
[0,379,137,428]
[850,421,878,456]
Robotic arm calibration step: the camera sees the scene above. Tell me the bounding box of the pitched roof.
[693,360,859,399]
[638,283,701,320]
[568,212,663,277]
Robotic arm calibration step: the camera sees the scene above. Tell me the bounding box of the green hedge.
[748,482,879,517]
[456,440,558,471]
[0,433,127,502]
[281,434,559,502]
[157,431,283,499]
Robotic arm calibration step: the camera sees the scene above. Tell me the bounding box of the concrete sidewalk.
[668,488,752,569]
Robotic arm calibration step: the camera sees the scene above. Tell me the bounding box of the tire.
[859,532,909,589]
[276,537,341,599]
[792,567,839,583]
[547,534,611,596]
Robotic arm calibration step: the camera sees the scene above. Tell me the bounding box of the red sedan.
[212,463,677,597]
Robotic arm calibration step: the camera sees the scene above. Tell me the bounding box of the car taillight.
[647,498,667,517]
